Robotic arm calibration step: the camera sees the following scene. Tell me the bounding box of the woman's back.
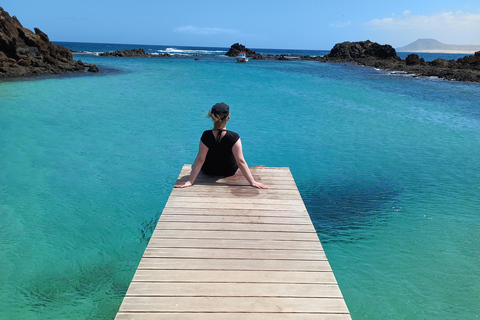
[200,129,239,176]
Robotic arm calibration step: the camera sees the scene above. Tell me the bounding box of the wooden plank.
[142,247,327,260]
[146,238,323,250]
[169,188,303,199]
[166,197,306,206]
[160,207,311,217]
[165,202,307,211]
[151,230,321,241]
[117,296,349,313]
[115,166,350,319]
[124,282,344,297]
[116,313,352,320]
[132,270,337,283]
[154,222,317,233]
[137,258,333,272]
[157,214,313,225]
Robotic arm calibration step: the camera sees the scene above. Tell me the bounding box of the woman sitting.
[174,102,267,189]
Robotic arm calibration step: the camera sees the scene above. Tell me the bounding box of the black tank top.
[200,129,240,176]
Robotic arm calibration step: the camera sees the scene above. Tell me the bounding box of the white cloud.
[174,25,240,36]
[363,10,480,44]
[365,11,480,31]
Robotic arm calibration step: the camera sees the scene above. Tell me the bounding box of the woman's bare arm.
[232,139,268,189]
[174,141,209,188]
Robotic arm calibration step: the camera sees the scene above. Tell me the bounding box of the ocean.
[1,42,479,319]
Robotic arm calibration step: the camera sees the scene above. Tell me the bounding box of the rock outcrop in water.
[0,7,98,78]
[225,43,262,59]
[100,48,150,57]
[226,41,480,82]
[99,48,171,57]
[225,43,323,61]
[324,40,399,61]
[322,40,480,83]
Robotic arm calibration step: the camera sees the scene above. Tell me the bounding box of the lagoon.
[1,43,479,319]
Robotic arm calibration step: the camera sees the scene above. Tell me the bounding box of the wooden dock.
[115,165,351,319]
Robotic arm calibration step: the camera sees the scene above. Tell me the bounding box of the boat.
[236,52,248,63]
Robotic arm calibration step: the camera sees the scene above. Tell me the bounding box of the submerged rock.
[0,7,98,78]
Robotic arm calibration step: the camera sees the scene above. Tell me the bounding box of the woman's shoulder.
[226,130,239,136]
[200,130,214,143]
[226,130,240,142]
[201,130,213,137]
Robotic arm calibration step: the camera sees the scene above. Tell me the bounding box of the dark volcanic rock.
[322,40,480,83]
[225,43,263,59]
[226,43,254,57]
[455,51,480,70]
[405,54,425,66]
[99,48,148,57]
[225,43,323,61]
[86,64,99,72]
[393,53,480,82]
[325,40,398,60]
[99,48,171,58]
[0,7,97,78]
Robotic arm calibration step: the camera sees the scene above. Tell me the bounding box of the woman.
[174,102,267,189]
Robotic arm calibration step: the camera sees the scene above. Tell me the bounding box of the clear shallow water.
[1,44,479,319]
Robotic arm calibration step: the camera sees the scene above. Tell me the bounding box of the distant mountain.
[397,39,480,54]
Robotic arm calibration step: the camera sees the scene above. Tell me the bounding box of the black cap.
[211,102,229,119]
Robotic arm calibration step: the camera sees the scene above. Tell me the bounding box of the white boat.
[236,52,248,63]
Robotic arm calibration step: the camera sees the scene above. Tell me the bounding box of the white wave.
[155,47,227,55]
[72,51,102,56]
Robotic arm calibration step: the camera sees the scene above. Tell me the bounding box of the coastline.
[2,33,480,83]
[226,41,480,83]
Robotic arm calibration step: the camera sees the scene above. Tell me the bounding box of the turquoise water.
[1,44,479,319]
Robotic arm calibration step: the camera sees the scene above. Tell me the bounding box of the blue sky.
[2,0,480,49]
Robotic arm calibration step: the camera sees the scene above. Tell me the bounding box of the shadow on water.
[19,261,129,319]
[0,64,124,83]
[300,177,402,243]
[138,211,162,243]
[17,212,164,319]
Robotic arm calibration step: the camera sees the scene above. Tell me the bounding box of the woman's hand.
[174,181,193,188]
[251,181,268,189]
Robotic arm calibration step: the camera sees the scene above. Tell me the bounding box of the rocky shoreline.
[321,41,480,83]
[1,5,479,83]
[0,7,98,78]
[226,41,480,83]
[98,48,171,58]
